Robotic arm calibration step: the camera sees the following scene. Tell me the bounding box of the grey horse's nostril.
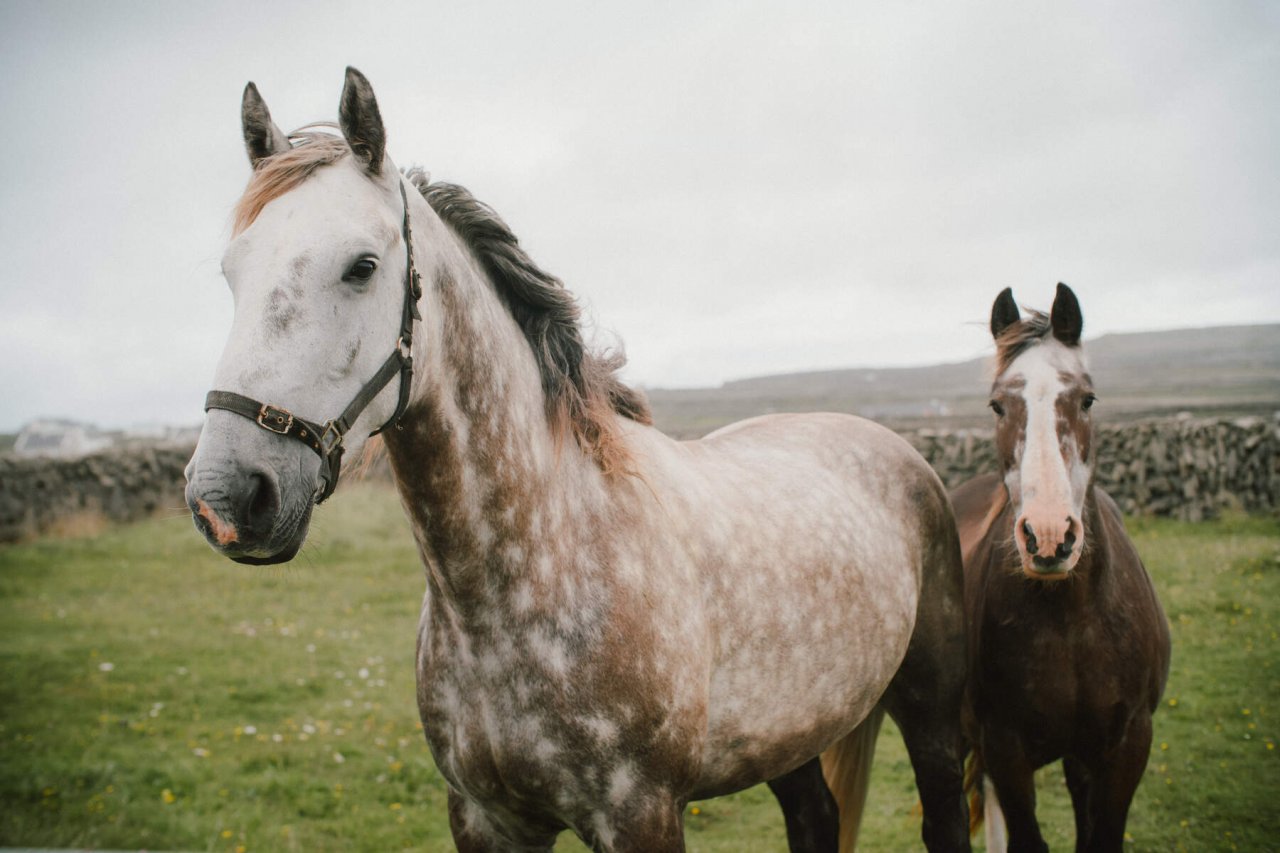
[191,502,214,538]
[1022,519,1039,556]
[244,471,280,522]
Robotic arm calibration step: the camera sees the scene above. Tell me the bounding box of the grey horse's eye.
[345,258,378,282]
[1082,393,1097,412]
[989,399,1005,417]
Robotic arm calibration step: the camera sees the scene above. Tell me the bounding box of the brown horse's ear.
[241,82,290,169]
[339,66,385,175]
[1050,282,1083,346]
[990,287,1020,339]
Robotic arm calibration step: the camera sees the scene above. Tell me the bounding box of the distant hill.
[647,323,1280,438]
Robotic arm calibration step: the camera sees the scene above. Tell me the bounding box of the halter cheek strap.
[204,180,423,504]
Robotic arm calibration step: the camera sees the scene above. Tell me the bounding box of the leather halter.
[204,180,423,504]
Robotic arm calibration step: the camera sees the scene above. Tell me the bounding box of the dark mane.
[407,169,652,474]
[232,132,651,475]
[994,309,1052,375]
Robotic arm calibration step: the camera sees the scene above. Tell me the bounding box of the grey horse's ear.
[241,82,290,169]
[990,287,1020,339]
[339,66,385,175]
[1050,282,1083,346]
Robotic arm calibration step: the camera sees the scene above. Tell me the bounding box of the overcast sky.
[1,0,1276,432]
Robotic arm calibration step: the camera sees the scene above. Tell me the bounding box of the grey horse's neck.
[382,261,605,620]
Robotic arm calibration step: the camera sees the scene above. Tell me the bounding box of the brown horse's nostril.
[1056,518,1078,560]
[1022,519,1039,556]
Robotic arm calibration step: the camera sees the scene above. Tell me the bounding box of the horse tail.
[962,747,1009,852]
[963,748,984,834]
[820,705,885,852]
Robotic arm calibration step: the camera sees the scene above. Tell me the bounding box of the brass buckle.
[319,421,344,455]
[257,404,294,435]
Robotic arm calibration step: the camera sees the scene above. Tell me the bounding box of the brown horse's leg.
[1079,718,1154,853]
[980,732,1047,853]
[767,756,840,853]
[1062,756,1094,850]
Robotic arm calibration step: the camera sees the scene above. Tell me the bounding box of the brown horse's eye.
[1082,393,1097,412]
[989,399,1005,417]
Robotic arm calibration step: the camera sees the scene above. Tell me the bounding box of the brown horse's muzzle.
[1013,510,1081,579]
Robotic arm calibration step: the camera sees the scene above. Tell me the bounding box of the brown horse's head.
[987,283,1095,580]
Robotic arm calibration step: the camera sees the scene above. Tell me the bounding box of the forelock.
[993,309,1052,376]
[232,130,353,235]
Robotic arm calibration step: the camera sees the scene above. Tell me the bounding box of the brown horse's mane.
[231,130,652,476]
[993,309,1052,376]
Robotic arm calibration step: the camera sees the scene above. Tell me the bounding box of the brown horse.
[185,68,971,851]
[951,284,1171,852]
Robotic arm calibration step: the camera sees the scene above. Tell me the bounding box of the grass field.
[0,483,1276,852]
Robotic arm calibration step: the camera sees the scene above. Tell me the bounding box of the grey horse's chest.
[414,590,686,822]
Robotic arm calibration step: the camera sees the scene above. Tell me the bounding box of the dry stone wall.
[0,417,1275,543]
[0,444,192,543]
[906,416,1279,522]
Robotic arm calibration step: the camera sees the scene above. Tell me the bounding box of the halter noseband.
[204,180,423,504]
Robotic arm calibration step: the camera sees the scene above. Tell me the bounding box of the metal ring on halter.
[204,180,421,504]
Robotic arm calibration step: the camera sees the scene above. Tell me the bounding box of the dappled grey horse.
[186,68,969,851]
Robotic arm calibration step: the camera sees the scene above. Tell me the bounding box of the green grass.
[0,484,1275,852]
